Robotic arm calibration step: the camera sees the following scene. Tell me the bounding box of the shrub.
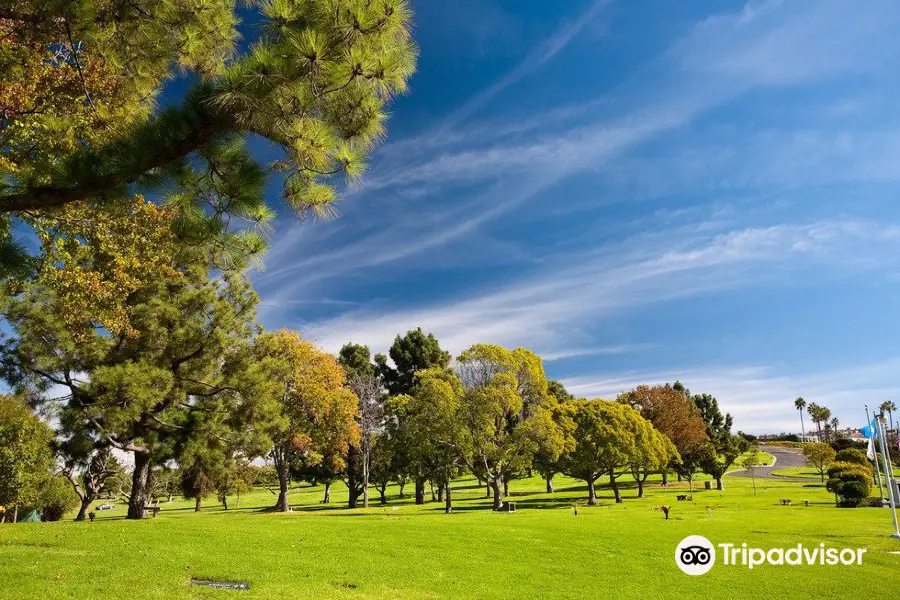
[37,476,79,522]
[825,461,873,507]
[834,448,868,465]
[831,438,866,452]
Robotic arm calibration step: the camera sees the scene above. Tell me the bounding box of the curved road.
[728,445,807,479]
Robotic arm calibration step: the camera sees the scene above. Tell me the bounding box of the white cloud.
[561,358,900,434]
[294,220,900,357]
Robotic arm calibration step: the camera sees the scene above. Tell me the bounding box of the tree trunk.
[362,442,370,509]
[415,478,425,505]
[323,481,331,504]
[661,471,669,486]
[491,477,503,510]
[398,480,406,498]
[127,452,152,520]
[347,444,359,508]
[485,480,491,498]
[194,497,202,512]
[688,477,694,500]
[587,478,597,505]
[503,478,509,497]
[75,495,95,522]
[610,473,622,503]
[13,505,18,523]
[429,480,435,502]
[437,485,444,502]
[677,473,682,482]
[637,479,645,498]
[274,461,290,512]
[445,481,453,514]
[715,477,724,491]
[545,476,554,493]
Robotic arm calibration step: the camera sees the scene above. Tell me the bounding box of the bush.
[834,448,868,465]
[37,476,79,522]
[825,461,873,507]
[831,438,866,453]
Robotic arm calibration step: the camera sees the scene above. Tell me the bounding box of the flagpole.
[866,405,885,503]
[875,414,900,539]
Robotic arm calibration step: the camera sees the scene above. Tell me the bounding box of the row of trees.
[0,252,749,519]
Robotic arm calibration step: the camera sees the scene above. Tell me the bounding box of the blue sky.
[245,0,900,433]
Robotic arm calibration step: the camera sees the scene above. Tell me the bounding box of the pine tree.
[0,0,417,270]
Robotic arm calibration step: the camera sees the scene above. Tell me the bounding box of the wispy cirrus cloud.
[562,357,900,434]
[293,219,900,357]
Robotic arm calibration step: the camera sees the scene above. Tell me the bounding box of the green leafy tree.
[216,459,256,510]
[557,399,666,504]
[693,391,747,490]
[375,328,451,396]
[1,253,270,519]
[251,330,359,512]
[803,443,837,483]
[0,394,54,521]
[1,0,417,276]
[375,328,450,502]
[547,380,573,403]
[387,368,468,513]
[456,344,564,510]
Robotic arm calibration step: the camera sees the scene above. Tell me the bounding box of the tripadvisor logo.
[675,535,866,576]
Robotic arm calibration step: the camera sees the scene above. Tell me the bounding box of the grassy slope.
[2,473,900,600]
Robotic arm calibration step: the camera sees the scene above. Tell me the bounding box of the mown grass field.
[2,468,899,600]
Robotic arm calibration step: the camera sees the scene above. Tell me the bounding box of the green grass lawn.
[2,472,900,600]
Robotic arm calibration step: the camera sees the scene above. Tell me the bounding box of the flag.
[867,436,877,461]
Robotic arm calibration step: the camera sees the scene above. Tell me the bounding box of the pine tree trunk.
[275,461,290,512]
[545,476,554,493]
[414,478,425,505]
[587,478,597,505]
[127,452,152,520]
[610,473,622,503]
[491,477,504,510]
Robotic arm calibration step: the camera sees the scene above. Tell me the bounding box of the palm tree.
[830,417,840,440]
[807,403,822,442]
[819,407,832,442]
[794,397,807,441]
[880,400,896,433]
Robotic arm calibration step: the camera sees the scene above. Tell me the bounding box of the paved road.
[728,445,807,480]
